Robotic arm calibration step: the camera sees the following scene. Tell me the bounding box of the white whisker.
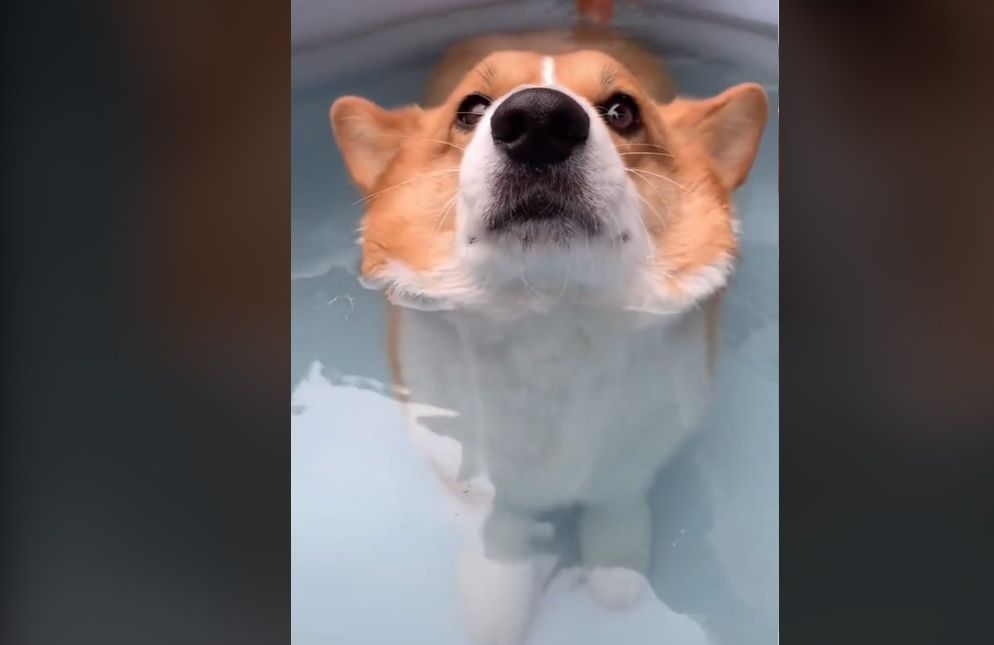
[629,195,658,265]
[519,262,546,299]
[616,142,672,152]
[387,133,466,151]
[605,209,625,245]
[626,169,673,226]
[354,167,460,206]
[628,184,669,242]
[619,151,674,159]
[627,166,689,193]
[338,117,467,152]
[433,191,460,236]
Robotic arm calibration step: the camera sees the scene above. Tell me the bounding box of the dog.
[330,24,767,645]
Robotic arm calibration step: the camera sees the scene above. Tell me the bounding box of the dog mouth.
[483,165,602,246]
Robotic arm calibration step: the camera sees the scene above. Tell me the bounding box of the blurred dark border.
[3,1,994,644]
[781,2,994,643]
[2,1,288,644]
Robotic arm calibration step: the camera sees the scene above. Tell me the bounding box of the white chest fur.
[397,301,712,511]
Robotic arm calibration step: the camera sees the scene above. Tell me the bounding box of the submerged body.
[332,22,766,645]
[393,296,712,643]
[397,302,710,511]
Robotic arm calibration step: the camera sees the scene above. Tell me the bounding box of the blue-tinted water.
[292,29,778,645]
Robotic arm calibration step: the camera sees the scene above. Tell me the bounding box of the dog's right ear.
[330,97,423,195]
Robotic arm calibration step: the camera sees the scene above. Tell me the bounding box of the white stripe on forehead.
[541,56,556,85]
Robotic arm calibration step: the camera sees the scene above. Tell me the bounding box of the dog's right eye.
[455,93,492,130]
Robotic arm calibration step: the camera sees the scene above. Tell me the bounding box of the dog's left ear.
[660,83,768,189]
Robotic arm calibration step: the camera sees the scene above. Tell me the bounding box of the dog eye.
[455,93,492,129]
[599,93,641,135]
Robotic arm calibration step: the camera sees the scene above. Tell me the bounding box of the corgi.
[330,23,767,645]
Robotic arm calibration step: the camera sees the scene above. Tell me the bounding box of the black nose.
[490,88,590,167]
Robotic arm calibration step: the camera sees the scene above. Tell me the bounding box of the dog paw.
[458,550,537,645]
[586,567,645,610]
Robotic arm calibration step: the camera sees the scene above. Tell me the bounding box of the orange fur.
[330,32,767,385]
[331,46,765,285]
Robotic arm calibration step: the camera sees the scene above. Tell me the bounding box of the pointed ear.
[660,83,768,189]
[330,96,423,194]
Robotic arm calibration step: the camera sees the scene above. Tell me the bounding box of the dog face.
[332,50,767,314]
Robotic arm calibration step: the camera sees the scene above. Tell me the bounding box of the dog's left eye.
[455,93,491,129]
[599,93,641,135]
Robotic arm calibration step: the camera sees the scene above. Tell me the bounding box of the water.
[292,20,778,645]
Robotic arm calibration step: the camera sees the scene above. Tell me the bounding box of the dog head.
[332,50,767,314]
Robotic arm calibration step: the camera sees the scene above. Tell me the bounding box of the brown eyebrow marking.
[600,65,617,92]
[477,62,496,89]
